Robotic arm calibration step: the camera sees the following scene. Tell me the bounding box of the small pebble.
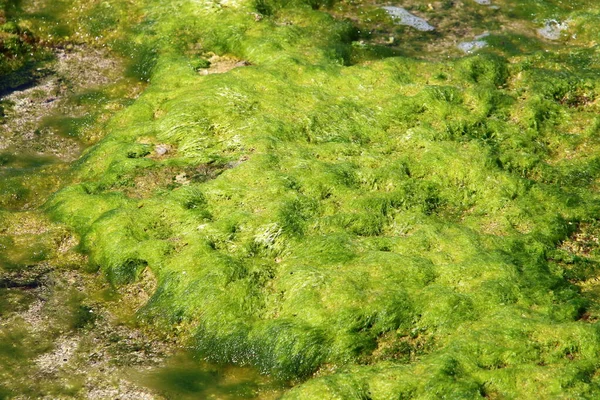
[155,145,169,156]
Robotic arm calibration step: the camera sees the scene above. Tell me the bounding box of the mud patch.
[124,158,246,198]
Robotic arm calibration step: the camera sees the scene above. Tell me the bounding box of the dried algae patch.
[4,0,600,397]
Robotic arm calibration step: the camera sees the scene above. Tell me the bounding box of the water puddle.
[0,148,65,210]
[134,352,287,400]
[0,150,59,170]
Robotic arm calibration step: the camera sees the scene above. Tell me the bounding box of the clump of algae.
[7,0,600,397]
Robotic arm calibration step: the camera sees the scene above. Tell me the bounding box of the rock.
[457,40,488,53]
[382,7,435,31]
[538,19,568,41]
[155,144,169,156]
[457,32,489,53]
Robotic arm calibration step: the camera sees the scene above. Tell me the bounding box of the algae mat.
[4,0,600,398]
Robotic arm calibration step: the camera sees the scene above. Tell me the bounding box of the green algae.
[4,0,600,397]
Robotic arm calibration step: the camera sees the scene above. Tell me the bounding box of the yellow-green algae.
[5,0,600,397]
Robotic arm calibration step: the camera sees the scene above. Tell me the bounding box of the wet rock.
[457,33,489,53]
[226,155,249,169]
[174,173,190,185]
[457,40,487,53]
[538,19,568,40]
[382,6,435,31]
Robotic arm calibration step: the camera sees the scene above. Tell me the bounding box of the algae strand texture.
[6,0,600,398]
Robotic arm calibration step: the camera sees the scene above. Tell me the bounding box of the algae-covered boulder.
[2,0,598,397]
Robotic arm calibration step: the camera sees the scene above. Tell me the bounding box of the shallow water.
[0,29,164,399]
[135,352,287,400]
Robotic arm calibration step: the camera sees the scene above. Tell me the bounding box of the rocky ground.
[1,45,142,159]
[0,43,177,399]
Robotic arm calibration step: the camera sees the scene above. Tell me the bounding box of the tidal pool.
[135,352,287,399]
